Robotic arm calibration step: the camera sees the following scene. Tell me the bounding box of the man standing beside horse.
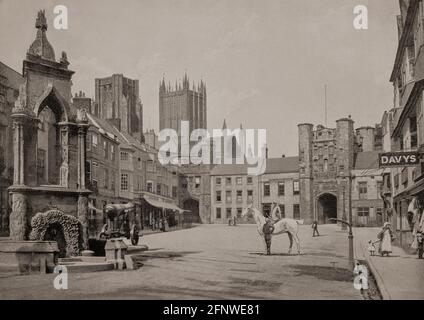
[263,218,275,255]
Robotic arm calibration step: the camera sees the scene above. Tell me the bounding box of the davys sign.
[379,152,421,168]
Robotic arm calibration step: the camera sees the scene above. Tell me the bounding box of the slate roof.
[0,61,24,90]
[210,156,299,176]
[354,151,380,170]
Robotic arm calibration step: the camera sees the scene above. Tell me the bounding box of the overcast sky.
[0,0,400,157]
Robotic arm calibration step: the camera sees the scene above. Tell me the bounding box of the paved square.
[0,224,362,299]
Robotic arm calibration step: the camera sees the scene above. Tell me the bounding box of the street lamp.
[341,184,347,231]
[330,218,354,269]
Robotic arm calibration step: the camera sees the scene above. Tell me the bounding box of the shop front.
[141,194,189,232]
[393,177,424,251]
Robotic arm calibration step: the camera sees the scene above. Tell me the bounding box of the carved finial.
[35,10,47,31]
[60,51,69,66]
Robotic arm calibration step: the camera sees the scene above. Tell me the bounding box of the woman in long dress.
[378,222,394,257]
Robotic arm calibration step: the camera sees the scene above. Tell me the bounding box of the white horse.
[241,203,303,254]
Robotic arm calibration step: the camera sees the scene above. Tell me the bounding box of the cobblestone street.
[0,224,362,299]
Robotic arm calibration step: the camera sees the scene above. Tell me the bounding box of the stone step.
[58,261,115,273]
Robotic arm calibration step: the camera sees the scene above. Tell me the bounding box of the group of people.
[149,217,169,232]
[260,198,424,258]
[367,222,395,257]
[367,197,424,259]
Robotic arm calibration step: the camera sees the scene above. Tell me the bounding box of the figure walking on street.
[312,220,320,237]
[263,218,275,255]
[377,222,394,257]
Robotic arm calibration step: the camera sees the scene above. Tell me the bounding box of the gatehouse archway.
[317,193,337,224]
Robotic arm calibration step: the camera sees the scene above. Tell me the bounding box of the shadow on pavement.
[287,264,353,282]
[249,252,305,256]
[132,250,202,261]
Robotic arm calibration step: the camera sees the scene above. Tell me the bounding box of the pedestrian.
[417,231,423,259]
[367,240,376,256]
[377,222,394,257]
[312,220,320,237]
[262,218,275,255]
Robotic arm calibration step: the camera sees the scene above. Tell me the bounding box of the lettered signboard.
[379,152,421,168]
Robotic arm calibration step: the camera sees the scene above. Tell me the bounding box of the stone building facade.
[94,74,143,141]
[159,74,206,138]
[210,158,300,224]
[7,10,91,252]
[381,0,424,250]
[259,157,300,220]
[0,62,23,232]
[179,164,212,224]
[298,118,386,226]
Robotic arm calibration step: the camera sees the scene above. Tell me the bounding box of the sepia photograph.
[0,0,423,307]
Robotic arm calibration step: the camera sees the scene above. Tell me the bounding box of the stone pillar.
[58,124,70,188]
[77,195,89,249]
[77,122,89,190]
[9,192,27,240]
[12,119,25,186]
[298,123,314,224]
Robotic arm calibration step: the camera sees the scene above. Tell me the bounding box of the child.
[367,240,376,256]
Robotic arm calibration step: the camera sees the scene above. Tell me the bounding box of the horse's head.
[241,203,254,218]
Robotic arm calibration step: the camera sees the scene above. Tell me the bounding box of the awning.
[143,196,188,213]
[394,177,424,201]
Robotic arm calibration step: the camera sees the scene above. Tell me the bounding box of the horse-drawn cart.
[98,202,140,245]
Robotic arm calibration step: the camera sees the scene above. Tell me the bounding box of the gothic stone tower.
[8,10,90,251]
[159,74,207,135]
[95,74,143,141]
[298,118,355,224]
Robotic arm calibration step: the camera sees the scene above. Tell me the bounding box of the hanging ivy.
[29,210,82,256]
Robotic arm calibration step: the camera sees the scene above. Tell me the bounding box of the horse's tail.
[296,219,304,225]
